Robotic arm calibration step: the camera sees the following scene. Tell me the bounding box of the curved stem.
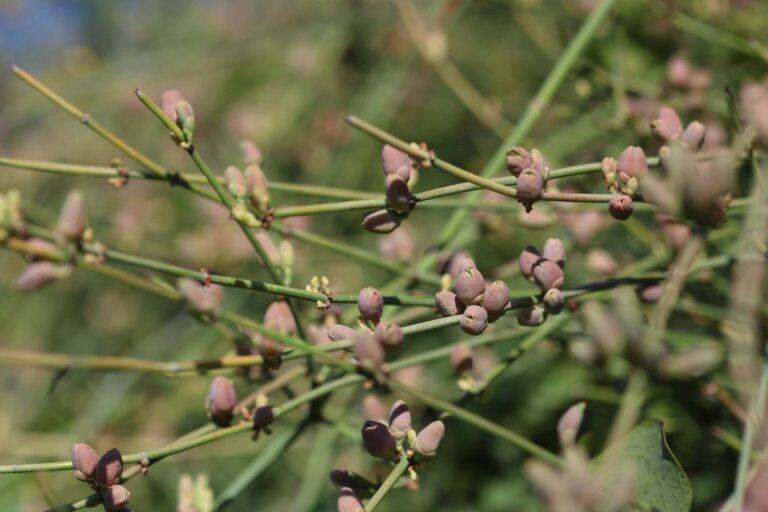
[364,456,410,511]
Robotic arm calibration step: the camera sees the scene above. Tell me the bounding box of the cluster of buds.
[360,145,419,234]
[518,239,566,325]
[177,278,224,319]
[71,444,132,510]
[160,89,195,148]
[225,140,271,221]
[506,146,550,212]
[601,146,648,221]
[335,399,445,509]
[434,255,510,336]
[305,275,332,309]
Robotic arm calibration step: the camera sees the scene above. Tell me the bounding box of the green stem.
[733,363,768,511]
[364,456,410,511]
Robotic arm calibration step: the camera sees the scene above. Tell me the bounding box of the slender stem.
[732,362,768,511]
[364,456,410,511]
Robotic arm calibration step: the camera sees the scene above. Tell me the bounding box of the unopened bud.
[161,89,184,122]
[103,484,131,510]
[482,280,510,316]
[601,156,618,192]
[71,443,99,482]
[177,278,224,315]
[56,191,87,241]
[327,324,356,342]
[374,321,404,352]
[252,404,275,430]
[354,330,385,369]
[338,487,365,512]
[240,140,263,165]
[681,121,706,150]
[530,149,550,178]
[16,262,71,291]
[459,305,488,335]
[586,248,618,276]
[224,166,248,199]
[542,238,566,268]
[384,174,412,214]
[361,209,402,234]
[413,420,445,457]
[519,246,541,279]
[518,305,547,327]
[244,164,270,212]
[362,394,387,423]
[264,301,297,335]
[636,283,664,303]
[505,146,533,177]
[455,267,486,306]
[516,168,543,212]
[380,144,413,182]
[650,106,683,142]
[532,259,565,291]
[542,288,564,314]
[358,287,384,323]
[608,194,634,221]
[361,420,397,460]
[666,55,692,89]
[557,402,586,447]
[435,289,465,317]
[617,146,648,179]
[377,227,416,261]
[451,342,473,374]
[206,376,237,426]
[95,448,123,488]
[22,237,58,262]
[388,400,412,438]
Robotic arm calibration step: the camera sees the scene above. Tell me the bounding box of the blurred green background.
[0,0,766,510]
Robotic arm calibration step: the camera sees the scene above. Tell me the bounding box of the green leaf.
[603,419,693,512]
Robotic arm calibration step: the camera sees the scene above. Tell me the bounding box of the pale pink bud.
[542,288,564,315]
[518,246,541,279]
[337,487,365,512]
[16,262,69,291]
[103,484,131,510]
[516,168,543,212]
[22,237,58,262]
[532,259,565,290]
[95,448,123,488]
[681,121,706,150]
[451,342,473,374]
[505,146,533,177]
[636,283,664,303]
[354,330,385,369]
[455,267,486,306]
[542,238,566,268]
[206,376,237,426]
[373,322,404,352]
[56,191,87,241]
[518,305,547,327]
[239,140,263,165]
[608,194,634,221]
[377,227,416,261]
[666,55,692,89]
[161,89,184,122]
[388,400,412,438]
[308,324,331,346]
[362,394,387,422]
[414,420,445,457]
[380,144,413,182]
[557,402,586,446]
[264,301,297,335]
[616,146,648,178]
[358,287,384,323]
[361,420,397,460]
[224,166,248,199]
[435,289,465,317]
[460,305,488,335]
[586,248,618,276]
[361,209,401,234]
[327,324,356,342]
[71,443,99,482]
[651,106,683,142]
[177,278,224,315]
[244,164,270,211]
[384,174,412,214]
[482,280,510,316]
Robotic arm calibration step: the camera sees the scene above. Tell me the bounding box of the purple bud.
[455,267,486,306]
[361,209,401,234]
[414,420,445,457]
[518,305,547,327]
[388,400,412,438]
[354,330,385,369]
[327,324,356,342]
[239,140,263,165]
[505,146,533,177]
[557,402,586,446]
[451,342,473,374]
[384,174,412,214]
[16,262,70,291]
[103,484,131,510]
[57,191,87,241]
[225,166,248,199]
[651,106,683,142]
[361,420,397,460]
[681,121,706,150]
[206,376,237,426]
[71,443,99,482]
[338,487,365,512]
[380,144,413,182]
[358,287,384,323]
[459,305,488,335]
[252,404,275,430]
[616,146,648,179]
[362,394,387,422]
[482,280,510,316]
[435,289,465,317]
[518,246,541,279]
[516,168,543,212]
[542,288,564,315]
[177,278,224,315]
[542,238,566,268]
[264,301,297,335]
[636,283,664,303]
[95,448,123,488]
[608,194,634,221]
[532,259,565,291]
[161,89,184,122]
[374,321,404,352]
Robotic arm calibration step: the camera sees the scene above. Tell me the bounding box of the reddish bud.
[384,174,412,214]
[327,324,356,342]
[362,394,387,423]
[239,140,263,165]
[380,144,413,182]
[460,305,488,335]
[608,194,634,221]
[361,420,397,460]
[451,342,474,374]
[353,330,385,369]
[206,376,237,426]
[651,106,683,142]
[505,146,533,177]
[518,305,547,327]
[358,287,384,323]
[361,209,401,234]
[482,280,510,316]
[103,484,131,510]
[338,487,365,512]
[518,246,541,279]
[71,443,99,482]
[616,146,648,179]
[414,420,445,457]
[57,191,87,241]
[374,321,404,352]
[542,238,566,268]
[455,267,486,306]
[435,289,465,317]
[681,121,706,150]
[95,448,123,488]
[542,288,564,315]
[532,259,565,291]
[252,404,275,430]
[264,301,297,335]
[516,168,543,212]
[16,262,70,291]
[388,400,412,438]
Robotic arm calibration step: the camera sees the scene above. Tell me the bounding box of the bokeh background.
[0,0,766,510]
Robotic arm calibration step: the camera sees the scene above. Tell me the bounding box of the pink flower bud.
[374,321,404,352]
[354,330,385,369]
[518,246,541,279]
[308,324,331,346]
[255,232,281,265]
[532,259,565,291]
[388,400,412,438]
[455,267,486,306]
[338,487,365,512]
[616,146,648,179]
[384,174,412,214]
[327,324,356,342]
[224,166,248,199]
[439,250,471,278]
[636,283,664,303]
[557,402,586,446]
[505,146,533,177]
[244,164,270,212]
[542,288,564,315]
[239,140,263,165]
[377,227,416,261]
[518,305,547,327]
[206,376,237,426]
[95,448,123,488]
[482,280,510,316]
[380,144,413,182]
[451,342,473,374]
[460,305,488,335]
[361,420,397,460]
[16,262,70,291]
[542,238,566,268]
[362,394,387,422]
[458,255,477,273]
[56,191,87,241]
[516,168,543,212]
[741,82,768,143]
[361,209,401,234]
[358,287,384,323]
[252,404,275,430]
[71,443,99,482]
[530,149,549,178]
[586,248,618,276]
[264,301,297,335]
[22,237,58,262]
[681,121,706,150]
[435,289,465,317]
[103,484,131,510]
[414,420,445,457]
[650,106,683,142]
[177,278,224,315]
[666,55,692,89]
[608,194,634,221]
[161,89,184,122]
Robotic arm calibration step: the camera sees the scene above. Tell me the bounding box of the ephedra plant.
[1,2,767,511]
